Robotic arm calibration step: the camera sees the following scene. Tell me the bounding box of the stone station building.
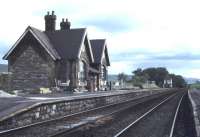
[3,11,110,93]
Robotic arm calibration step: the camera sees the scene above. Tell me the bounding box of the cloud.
[152,53,200,61]
[110,50,151,62]
[0,42,9,55]
[80,16,139,33]
[0,42,9,64]
[111,50,200,62]
[109,50,200,77]
[1,0,200,78]
[108,61,134,74]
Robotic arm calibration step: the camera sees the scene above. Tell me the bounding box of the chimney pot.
[60,18,71,30]
[44,11,56,31]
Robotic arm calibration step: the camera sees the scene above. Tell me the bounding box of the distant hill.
[108,75,118,81]
[108,74,132,81]
[109,75,200,84]
[184,77,200,84]
[0,64,8,72]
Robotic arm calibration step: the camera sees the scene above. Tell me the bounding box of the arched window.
[79,61,86,82]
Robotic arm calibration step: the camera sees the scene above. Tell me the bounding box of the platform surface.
[0,89,160,121]
[188,89,200,137]
[0,90,135,119]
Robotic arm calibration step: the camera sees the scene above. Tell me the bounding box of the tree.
[131,67,187,88]
[143,67,169,87]
[118,73,128,83]
[169,74,187,88]
[132,68,149,88]
[132,68,143,76]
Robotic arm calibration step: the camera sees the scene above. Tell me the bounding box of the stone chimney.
[60,18,71,30]
[44,11,56,31]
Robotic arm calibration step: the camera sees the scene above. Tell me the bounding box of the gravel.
[115,92,184,137]
[57,91,177,137]
[173,93,197,137]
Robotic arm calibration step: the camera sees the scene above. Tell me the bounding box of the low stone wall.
[188,90,200,137]
[0,89,172,130]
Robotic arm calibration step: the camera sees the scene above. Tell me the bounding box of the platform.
[0,89,149,119]
[0,90,131,118]
[0,88,168,130]
[188,89,200,137]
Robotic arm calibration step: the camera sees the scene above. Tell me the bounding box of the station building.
[3,11,110,93]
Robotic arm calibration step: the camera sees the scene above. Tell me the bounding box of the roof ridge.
[90,39,106,41]
[28,26,61,60]
[28,26,43,32]
[46,28,87,33]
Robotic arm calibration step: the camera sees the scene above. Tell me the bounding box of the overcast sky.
[0,0,200,78]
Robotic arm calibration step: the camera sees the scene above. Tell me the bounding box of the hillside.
[0,64,8,72]
[109,74,200,85]
[108,74,132,81]
[184,77,200,84]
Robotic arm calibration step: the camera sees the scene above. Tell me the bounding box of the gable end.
[3,26,60,61]
[78,31,94,63]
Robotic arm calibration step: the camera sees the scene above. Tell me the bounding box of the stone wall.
[8,33,56,92]
[0,73,10,91]
[69,60,78,89]
[0,89,170,130]
[56,60,70,82]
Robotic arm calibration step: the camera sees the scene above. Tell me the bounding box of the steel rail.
[48,93,175,137]
[113,92,180,137]
[50,92,177,137]
[169,92,185,137]
[0,91,173,136]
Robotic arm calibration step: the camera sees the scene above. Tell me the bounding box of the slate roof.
[3,26,94,61]
[45,28,87,60]
[30,27,61,60]
[90,39,105,64]
[90,39,110,66]
[3,26,61,60]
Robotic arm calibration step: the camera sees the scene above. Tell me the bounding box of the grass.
[189,83,200,90]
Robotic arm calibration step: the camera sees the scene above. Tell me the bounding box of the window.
[101,65,107,80]
[79,61,86,82]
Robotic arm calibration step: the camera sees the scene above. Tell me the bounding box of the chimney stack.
[60,18,71,30]
[44,11,56,31]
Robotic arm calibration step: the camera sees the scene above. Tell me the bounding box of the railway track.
[0,90,176,137]
[49,91,180,137]
[172,91,197,137]
[113,91,185,137]
[53,91,188,137]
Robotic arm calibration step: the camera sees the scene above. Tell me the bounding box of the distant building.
[3,11,110,92]
[142,81,158,89]
[90,40,110,90]
[163,77,173,88]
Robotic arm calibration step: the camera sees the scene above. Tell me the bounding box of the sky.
[0,0,200,78]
